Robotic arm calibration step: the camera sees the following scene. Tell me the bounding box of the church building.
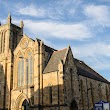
[0,14,110,110]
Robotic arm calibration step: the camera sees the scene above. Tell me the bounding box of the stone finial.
[0,22,1,26]
[7,12,11,23]
[20,20,24,28]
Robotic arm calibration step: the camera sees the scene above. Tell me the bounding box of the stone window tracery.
[17,50,33,87]
[0,30,6,53]
[0,31,3,53]
[18,55,24,87]
[27,51,33,85]
[3,31,6,53]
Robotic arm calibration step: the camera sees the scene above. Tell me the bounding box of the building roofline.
[74,58,109,84]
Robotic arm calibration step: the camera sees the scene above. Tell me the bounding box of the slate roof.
[43,48,67,73]
[11,23,21,29]
[44,45,56,54]
[74,58,109,84]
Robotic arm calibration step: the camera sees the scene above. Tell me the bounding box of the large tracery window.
[27,52,33,85]
[0,31,6,53]
[18,55,24,87]
[17,51,33,87]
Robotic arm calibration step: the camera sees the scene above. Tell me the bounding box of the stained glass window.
[18,56,24,86]
[18,51,33,86]
[18,60,20,86]
[27,52,33,85]
[21,59,24,85]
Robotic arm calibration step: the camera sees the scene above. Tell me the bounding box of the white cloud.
[17,5,45,17]
[72,42,110,70]
[1,16,92,41]
[15,2,76,20]
[23,20,92,40]
[84,5,110,27]
[16,4,62,20]
[73,42,110,57]
[88,57,110,70]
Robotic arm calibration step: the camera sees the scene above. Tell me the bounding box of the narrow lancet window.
[27,52,33,85]
[18,55,24,86]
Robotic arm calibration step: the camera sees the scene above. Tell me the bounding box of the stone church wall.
[63,48,80,109]
[79,75,110,110]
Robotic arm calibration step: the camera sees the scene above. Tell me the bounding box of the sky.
[0,0,110,81]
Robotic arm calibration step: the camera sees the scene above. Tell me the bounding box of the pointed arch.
[24,47,33,58]
[16,51,25,60]
[70,99,78,110]
[15,93,29,110]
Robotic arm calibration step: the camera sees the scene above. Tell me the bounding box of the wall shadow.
[0,63,9,110]
[28,84,68,110]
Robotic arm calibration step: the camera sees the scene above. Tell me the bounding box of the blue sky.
[0,0,110,81]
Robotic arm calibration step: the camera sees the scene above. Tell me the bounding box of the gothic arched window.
[98,84,102,100]
[3,31,6,53]
[48,84,52,104]
[80,80,84,109]
[106,86,109,101]
[90,82,94,108]
[27,52,33,84]
[18,55,24,87]
[70,69,73,95]
[0,31,6,53]
[0,32,3,53]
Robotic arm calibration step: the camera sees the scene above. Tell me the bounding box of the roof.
[11,23,21,29]
[44,45,56,54]
[43,46,109,84]
[74,58,109,84]
[43,48,67,73]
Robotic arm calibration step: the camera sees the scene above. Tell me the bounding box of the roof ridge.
[82,61,108,82]
[53,48,67,54]
[74,58,109,83]
[44,44,57,51]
